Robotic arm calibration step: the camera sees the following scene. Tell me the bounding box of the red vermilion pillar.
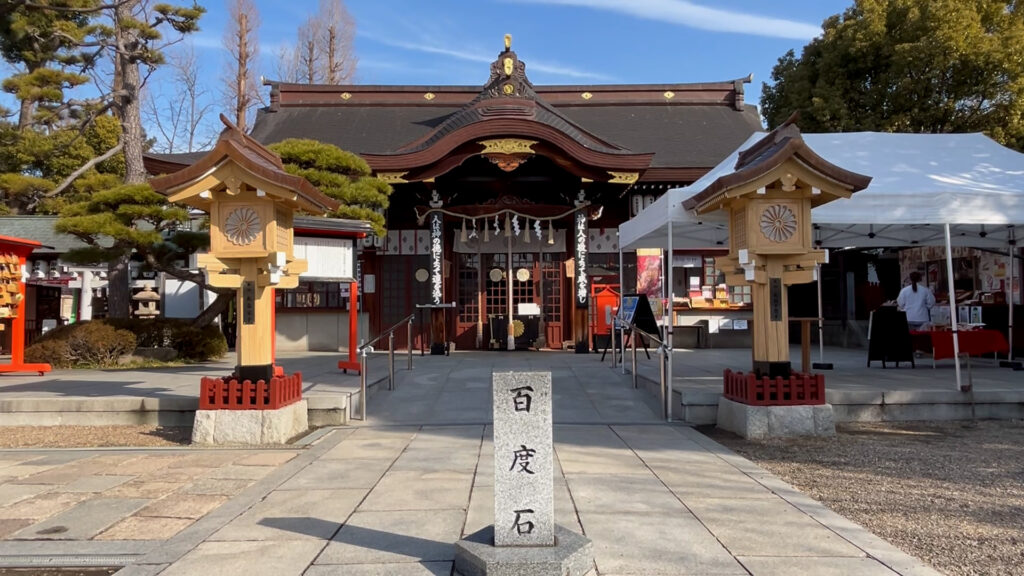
[338,280,361,373]
[0,236,51,375]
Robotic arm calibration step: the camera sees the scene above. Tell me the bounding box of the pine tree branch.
[17,0,135,14]
[45,141,124,199]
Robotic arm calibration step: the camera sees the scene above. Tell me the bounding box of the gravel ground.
[704,420,1024,576]
[0,426,190,448]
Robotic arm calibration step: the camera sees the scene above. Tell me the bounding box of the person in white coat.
[897,271,936,330]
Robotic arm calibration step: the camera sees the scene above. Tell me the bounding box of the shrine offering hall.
[147,39,762,352]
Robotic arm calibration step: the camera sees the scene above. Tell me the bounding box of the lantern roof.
[683,116,872,214]
[149,115,340,215]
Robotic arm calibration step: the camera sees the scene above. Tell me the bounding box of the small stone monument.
[132,285,159,318]
[454,371,593,576]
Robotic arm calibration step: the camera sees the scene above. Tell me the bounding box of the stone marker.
[493,371,554,546]
[454,371,594,576]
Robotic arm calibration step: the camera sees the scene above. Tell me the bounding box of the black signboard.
[620,293,659,336]
[770,277,782,322]
[429,212,443,305]
[242,280,256,325]
[574,210,588,308]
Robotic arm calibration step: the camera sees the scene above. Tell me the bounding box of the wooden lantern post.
[684,122,871,379]
[151,116,339,385]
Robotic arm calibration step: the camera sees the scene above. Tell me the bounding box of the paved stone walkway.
[0,353,944,575]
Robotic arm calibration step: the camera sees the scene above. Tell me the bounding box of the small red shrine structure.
[0,235,52,375]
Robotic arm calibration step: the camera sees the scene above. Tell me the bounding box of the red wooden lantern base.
[200,371,302,410]
[723,368,825,406]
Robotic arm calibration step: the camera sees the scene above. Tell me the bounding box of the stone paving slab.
[55,475,134,493]
[304,562,453,575]
[0,491,90,521]
[738,556,901,576]
[685,497,867,558]
[277,458,391,491]
[0,484,48,507]
[565,473,687,513]
[96,515,193,541]
[11,497,149,540]
[158,540,324,576]
[209,488,366,541]
[578,509,746,575]
[359,470,473,511]
[316,509,464,565]
[136,494,227,520]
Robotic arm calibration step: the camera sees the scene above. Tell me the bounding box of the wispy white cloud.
[359,29,613,81]
[186,33,223,50]
[509,0,821,40]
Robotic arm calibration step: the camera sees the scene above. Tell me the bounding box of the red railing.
[199,371,302,410]
[723,369,825,406]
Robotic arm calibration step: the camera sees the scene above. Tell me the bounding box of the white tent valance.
[621,132,1024,250]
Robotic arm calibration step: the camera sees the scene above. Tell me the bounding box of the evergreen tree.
[761,0,1024,150]
[269,139,391,235]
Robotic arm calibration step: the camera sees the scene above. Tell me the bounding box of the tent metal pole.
[811,260,827,366]
[1009,239,1015,362]
[666,219,674,422]
[944,224,963,391]
[619,237,626,374]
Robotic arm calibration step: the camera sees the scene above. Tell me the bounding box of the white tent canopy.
[621,132,1024,250]
[619,130,1024,392]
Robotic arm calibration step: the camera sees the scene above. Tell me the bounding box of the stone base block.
[192,400,308,445]
[717,397,835,439]
[455,524,593,576]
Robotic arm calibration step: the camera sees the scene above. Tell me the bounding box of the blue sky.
[187,0,851,106]
[2,0,856,150]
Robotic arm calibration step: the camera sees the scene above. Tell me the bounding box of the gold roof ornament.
[504,34,512,51]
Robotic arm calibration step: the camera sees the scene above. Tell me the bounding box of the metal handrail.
[357,313,415,421]
[359,313,415,352]
[625,323,671,421]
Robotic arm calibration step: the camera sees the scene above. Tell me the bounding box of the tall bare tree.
[144,43,214,152]
[275,0,356,84]
[222,0,260,132]
[318,0,356,84]
[297,16,321,84]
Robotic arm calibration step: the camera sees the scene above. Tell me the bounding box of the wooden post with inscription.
[151,115,339,444]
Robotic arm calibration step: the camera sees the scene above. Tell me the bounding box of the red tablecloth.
[910,329,1009,360]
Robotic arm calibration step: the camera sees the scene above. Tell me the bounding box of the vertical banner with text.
[574,210,588,309]
[429,212,443,305]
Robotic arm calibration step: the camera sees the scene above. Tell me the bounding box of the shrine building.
[146,38,762,352]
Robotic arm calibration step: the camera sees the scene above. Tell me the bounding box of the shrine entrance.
[455,250,566,351]
[358,36,653,353]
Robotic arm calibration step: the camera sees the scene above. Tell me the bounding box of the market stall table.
[910,329,1009,365]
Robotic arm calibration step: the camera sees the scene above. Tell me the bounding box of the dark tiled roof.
[244,102,762,169]
[559,105,764,168]
[294,215,373,236]
[249,106,462,156]
[0,216,94,254]
[146,151,207,165]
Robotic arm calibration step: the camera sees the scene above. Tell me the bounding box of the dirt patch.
[0,426,190,448]
[704,420,1024,576]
